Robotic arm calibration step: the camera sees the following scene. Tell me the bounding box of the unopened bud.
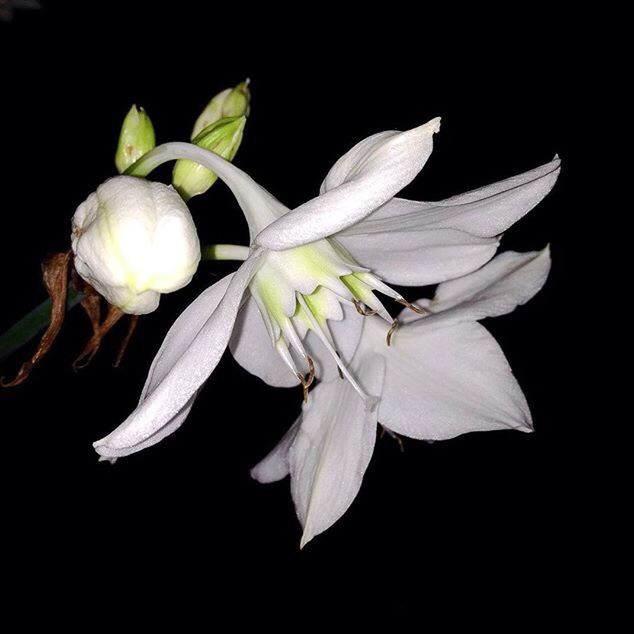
[191,80,250,139]
[71,176,200,314]
[115,106,156,174]
[172,115,246,200]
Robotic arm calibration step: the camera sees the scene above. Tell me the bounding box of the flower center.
[248,238,425,405]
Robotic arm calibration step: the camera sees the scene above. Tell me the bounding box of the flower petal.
[337,228,499,286]
[250,419,301,484]
[229,294,300,388]
[139,275,233,399]
[407,247,551,329]
[318,131,401,193]
[255,119,441,250]
[98,395,197,462]
[97,274,239,460]
[303,301,364,381]
[342,157,560,239]
[93,253,263,458]
[364,318,532,440]
[290,355,385,548]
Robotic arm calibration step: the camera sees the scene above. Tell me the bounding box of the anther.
[396,298,428,315]
[353,299,378,317]
[386,319,399,347]
[306,355,315,385]
[297,355,316,402]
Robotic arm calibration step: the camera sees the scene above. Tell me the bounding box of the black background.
[1,1,596,626]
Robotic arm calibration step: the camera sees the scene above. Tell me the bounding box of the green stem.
[0,289,83,363]
[202,244,250,261]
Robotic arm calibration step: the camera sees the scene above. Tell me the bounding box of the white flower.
[92,120,559,459]
[72,176,201,315]
[251,248,552,547]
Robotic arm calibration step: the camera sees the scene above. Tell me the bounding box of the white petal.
[290,355,385,548]
[250,419,301,484]
[93,253,263,458]
[229,294,300,388]
[96,274,237,460]
[319,131,400,193]
[303,301,364,381]
[255,119,441,250]
[98,395,197,462]
[337,228,499,286]
[364,318,532,440]
[342,157,560,239]
[408,247,551,329]
[133,142,290,239]
[140,275,234,400]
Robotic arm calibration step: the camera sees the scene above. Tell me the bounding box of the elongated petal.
[290,355,385,548]
[365,319,532,440]
[256,119,441,250]
[342,157,560,239]
[319,131,400,193]
[250,419,301,484]
[229,294,300,388]
[140,275,234,399]
[406,247,551,329]
[99,275,237,460]
[338,228,499,286]
[93,253,263,458]
[98,395,197,461]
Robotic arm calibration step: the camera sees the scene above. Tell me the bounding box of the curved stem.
[125,142,287,238]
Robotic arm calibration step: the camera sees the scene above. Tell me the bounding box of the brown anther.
[353,299,378,317]
[73,304,124,370]
[1,251,72,387]
[386,318,399,347]
[113,315,139,368]
[397,297,429,315]
[297,355,316,402]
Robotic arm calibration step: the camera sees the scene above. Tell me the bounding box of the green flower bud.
[172,115,247,200]
[191,80,250,140]
[115,105,156,174]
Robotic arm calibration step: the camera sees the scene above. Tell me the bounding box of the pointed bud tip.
[115,105,156,173]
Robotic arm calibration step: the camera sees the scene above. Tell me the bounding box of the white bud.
[71,176,201,315]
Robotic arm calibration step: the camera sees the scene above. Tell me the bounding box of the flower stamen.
[386,318,399,347]
[296,293,373,405]
[297,355,316,402]
[396,298,429,315]
[353,299,378,316]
